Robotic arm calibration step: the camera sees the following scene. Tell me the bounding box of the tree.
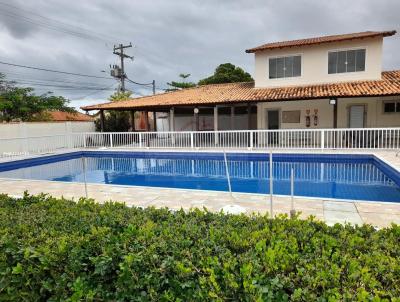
[108,90,133,102]
[0,73,75,122]
[166,73,196,91]
[198,63,253,85]
[94,90,133,132]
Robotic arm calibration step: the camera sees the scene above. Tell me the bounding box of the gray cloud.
[0,0,399,110]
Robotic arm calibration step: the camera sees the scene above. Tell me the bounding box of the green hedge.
[0,193,399,301]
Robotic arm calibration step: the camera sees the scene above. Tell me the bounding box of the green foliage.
[0,193,400,301]
[198,63,253,85]
[0,73,75,122]
[94,90,133,132]
[166,73,196,91]
[109,90,133,102]
[94,111,131,132]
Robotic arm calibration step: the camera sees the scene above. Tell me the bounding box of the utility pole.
[152,80,155,95]
[112,43,133,92]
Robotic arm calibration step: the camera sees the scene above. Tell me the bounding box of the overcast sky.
[0,0,399,110]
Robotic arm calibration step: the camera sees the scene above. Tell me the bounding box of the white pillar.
[213,106,218,131]
[230,106,235,130]
[169,108,175,131]
[214,106,219,146]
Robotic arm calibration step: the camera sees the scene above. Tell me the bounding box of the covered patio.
[82,71,400,134]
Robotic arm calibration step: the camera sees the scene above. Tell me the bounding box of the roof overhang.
[81,71,400,111]
[245,30,396,53]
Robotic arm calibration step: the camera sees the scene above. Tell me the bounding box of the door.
[348,105,365,147]
[349,105,365,128]
[266,110,280,145]
[267,110,280,129]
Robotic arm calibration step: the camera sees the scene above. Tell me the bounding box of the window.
[269,55,301,79]
[328,49,366,74]
[383,101,400,113]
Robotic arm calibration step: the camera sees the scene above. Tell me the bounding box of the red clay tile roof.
[81,70,400,111]
[245,31,396,53]
[48,111,94,122]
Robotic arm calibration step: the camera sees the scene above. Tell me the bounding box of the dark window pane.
[328,52,337,74]
[355,49,366,72]
[276,57,284,78]
[293,56,301,77]
[396,102,400,112]
[337,51,347,73]
[269,58,277,79]
[284,56,293,77]
[384,102,395,113]
[346,50,356,72]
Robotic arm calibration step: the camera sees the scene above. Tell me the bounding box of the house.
[47,111,94,122]
[82,31,400,132]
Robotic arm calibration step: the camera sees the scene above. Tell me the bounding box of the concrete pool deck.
[1,177,400,228]
[0,148,399,228]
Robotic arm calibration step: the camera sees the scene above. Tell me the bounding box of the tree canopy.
[198,63,253,85]
[94,90,133,132]
[166,73,196,91]
[108,90,133,102]
[0,73,74,122]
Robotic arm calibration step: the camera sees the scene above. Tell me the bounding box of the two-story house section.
[82,31,400,134]
[246,31,399,130]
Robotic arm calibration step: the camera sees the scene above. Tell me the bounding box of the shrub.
[0,193,399,301]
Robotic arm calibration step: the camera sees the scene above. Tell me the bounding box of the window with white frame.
[269,55,301,79]
[328,49,366,74]
[383,101,400,113]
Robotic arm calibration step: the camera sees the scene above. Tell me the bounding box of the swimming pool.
[0,151,399,202]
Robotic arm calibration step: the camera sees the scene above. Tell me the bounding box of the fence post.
[139,133,142,148]
[190,132,194,149]
[83,133,87,148]
[321,130,325,150]
[109,133,113,148]
[214,131,219,147]
[250,131,253,150]
[269,151,273,218]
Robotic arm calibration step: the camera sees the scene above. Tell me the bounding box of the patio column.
[99,109,105,132]
[169,107,175,131]
[332,99,338,128]
[214,106,219,146]
[153,112,157,132]
[144,110,150,131]
[130,110,135,132]
[230,106,235,130]
[247,103,252,130]
[213,106,218,131]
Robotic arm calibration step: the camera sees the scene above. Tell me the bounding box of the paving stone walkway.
[1,178,399,228]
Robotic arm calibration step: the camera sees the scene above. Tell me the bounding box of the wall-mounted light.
[194,108,199,114]
[329,98,337,105]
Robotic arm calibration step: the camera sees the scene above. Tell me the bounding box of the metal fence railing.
[1,128,400,160]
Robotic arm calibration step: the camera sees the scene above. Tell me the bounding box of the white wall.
[337,96,400,128]
[257,96,400,129]
[257,99,333,129]
[0,121,95,139]
[254,37,383,88]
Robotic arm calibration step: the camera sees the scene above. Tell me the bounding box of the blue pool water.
[0,152,399,202]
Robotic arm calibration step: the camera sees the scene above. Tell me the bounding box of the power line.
[5,76,112,88]
[0,1,127,44]
[0,60,114,79]
[126,77,154,86]
[11,80,116,90]
[72,83,118,100]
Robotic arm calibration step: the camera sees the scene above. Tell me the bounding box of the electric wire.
[0,1,127,44]
[0,61,114,79]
